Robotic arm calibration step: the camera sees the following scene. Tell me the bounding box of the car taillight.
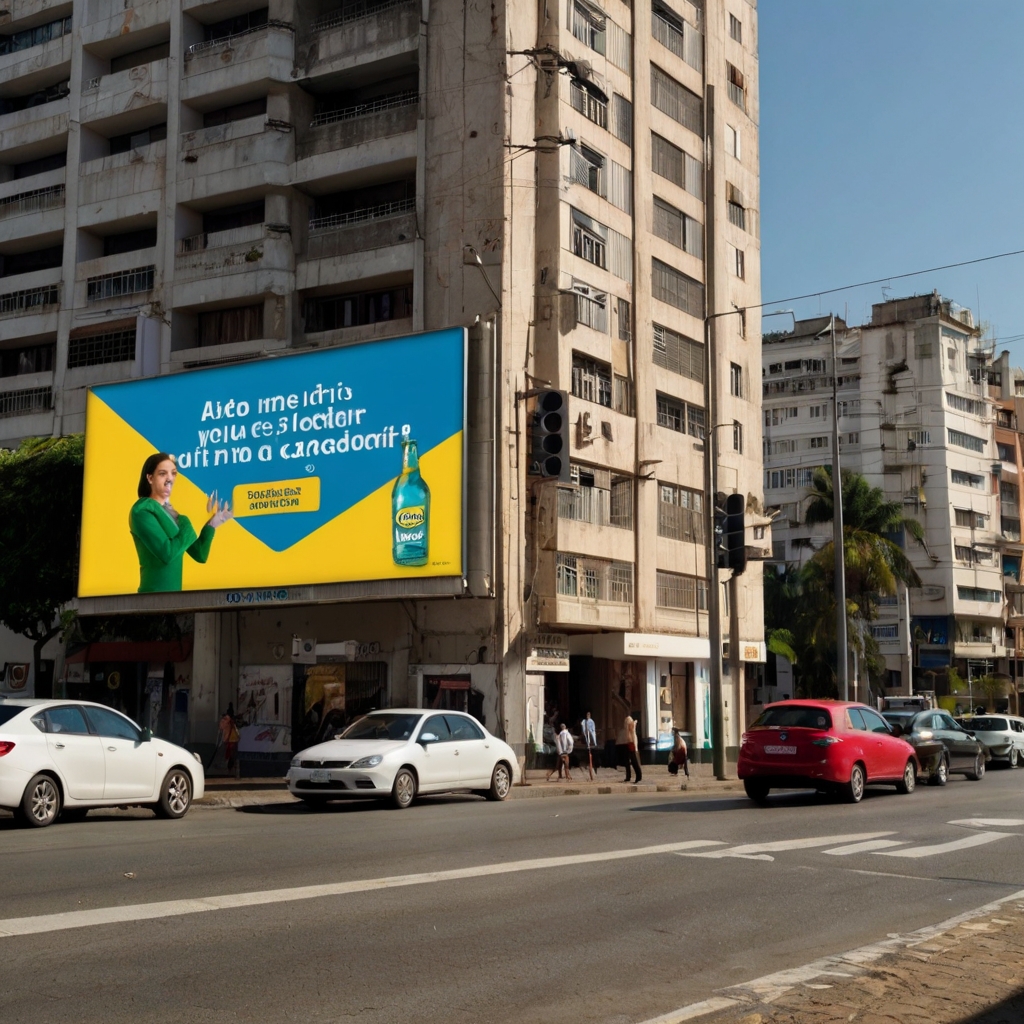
[811,736,840,747]
[0,741,15,756]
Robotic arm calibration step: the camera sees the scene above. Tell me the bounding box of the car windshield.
[882,712,916,728]
[0,705,25,727]
[968,717,1008,732]
[752,706,832,729]
[338,713,422,741]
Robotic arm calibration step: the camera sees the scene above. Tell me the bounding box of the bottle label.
[395,506,426,529]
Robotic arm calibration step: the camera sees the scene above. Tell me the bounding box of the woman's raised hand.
[206,491,234,528]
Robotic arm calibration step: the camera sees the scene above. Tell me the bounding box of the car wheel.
[895,760,916,795]
[390,768,417,809]
[928,754,949,786]
[842,763,866,804]
[486,762,512,801]
[16,774,61,828]
[966,753,986,781]
[743,779,770,804]
[1009,748,1019,769]
[155,768,192,818]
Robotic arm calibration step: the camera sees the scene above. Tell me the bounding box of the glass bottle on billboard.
[392,431,429,566]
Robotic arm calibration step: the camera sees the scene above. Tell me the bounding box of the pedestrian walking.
[581,711,597,781]
[219,704,239,775]
[546,723,574,782]
[623,712,642,784]
[669,728,689,778]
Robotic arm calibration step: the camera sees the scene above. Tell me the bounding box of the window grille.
[656,570,707,610]
[653,324,703,381]
[948,428,985,453]
[571,209,607,268]
[652,259,703,316]
[570,146,604,194]
[68,329,136,368]
[651,66,702,135]
[86,266,155,302]
[308,196,415,232]
[556,553,633,603]
[651,133,703,198]
[0,386,52,418]
[651,2,702,71]
[0,284,59,318]
[573,289,607,333]
[569,80,608,129]
[572,355,612,407]
[0,185,65,220]
[658,484,704,542]
[653,198,702,257]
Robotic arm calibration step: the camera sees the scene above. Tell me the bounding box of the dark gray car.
[882,709,988,785]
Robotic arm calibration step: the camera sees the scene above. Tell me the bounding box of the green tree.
[0,435,85,694]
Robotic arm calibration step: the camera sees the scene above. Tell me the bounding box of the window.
[729,13,742,42]
[83,706,141,741]
[956,545,992,565]
[197,303,263,346]
[656,393,704,438]
[607,159,632,213]
[796,468,815,486]
[303,285,413,332]
[764,469,796,490]
[653,323,703,381]
[556,553,633,603]
[571,208,607,268]
[86,265,155,302]
[954,508,986,529]
[727,200,745,230]
[611,93,632,144]
[651,134,702,199]
[653,198,703,257]
[809,436,828,449]
[651,1,702,72]
[948,428,985,453]
[67,329,135,368]
[658,484,704,542]
[560,465,633,529]
[656,571,708,610]
[957,586,1001,603]
[652,259,703,316]
[732,246,745,279]
[571,284,608,333]
[725,124,741,159]
[651,66,703,136]
[732,420,743,453]
[1000,480,1019,504]
[571,0,606,54]
[570,144,605,195]
[847,431,860,444]
[202,97,266,129]
[572,354,612,407]
[727,62,745,109]
[809,404,823,418]
[907,429,930,445]
[609,476,633,528]
[613,374,634,415]
[729,362,742,397]
[871,624,899,640]
[44,706,91,735]
[768,362,782,375]
[570,79,608,129]
[0,14,71,55]
[952,469,985,489]
[998,442,1015,463]
[108,122,167,155]
[617,297,631,341]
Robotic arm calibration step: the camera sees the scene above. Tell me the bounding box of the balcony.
[82,0,170,36]
[299,0,419,78]
[0,276,60,336]
[181,24,293,103]
[0,31,71,92]
[0,181,64,245]
[77,257,156,308]
[0,90,69,155]
[78,140,166,211]
[178,116,292,201]
[79,60,167,131]
[296,91,417,161]
[0,381,53,441]
[539,553,635,629]
[953,641,1008,660]
[306,198,415,260]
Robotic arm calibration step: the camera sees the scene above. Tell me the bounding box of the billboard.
[79,327,465,598]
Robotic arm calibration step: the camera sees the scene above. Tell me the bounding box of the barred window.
[651,66,703,136]
[86,265,155,302]
[651,133,703,199]
[611,93,632,144]
[651,1,702,72]
[653,324,703,382]
[656,570,708,610]
[569,79,608,129]
[556,553,634,603]
[572,353,612,407]
[658,483,704,542]
[558,465,632,529]
[948,428,985,453]
[68,329,136,368]
[652,258,703,316]
[0,284,59,317]
[570,145,605,195]
[653,198,702,258]
[0,385,52,418]
[571,208,607,268]
[574,290,608,333]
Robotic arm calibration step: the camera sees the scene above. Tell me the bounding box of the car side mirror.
[141,727,152,742]
[418,732,438,746]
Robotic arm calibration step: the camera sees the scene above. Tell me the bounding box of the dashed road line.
[676,833,894,861]
[876,830,1014,859]
[824,839,908,856]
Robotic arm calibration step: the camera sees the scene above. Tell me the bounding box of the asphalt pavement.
[1,769,1023,1023]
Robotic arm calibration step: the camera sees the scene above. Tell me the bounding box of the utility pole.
[830,314,849,700]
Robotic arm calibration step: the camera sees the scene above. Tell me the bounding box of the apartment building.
[0,0,764,762]
[763,292,1022,710]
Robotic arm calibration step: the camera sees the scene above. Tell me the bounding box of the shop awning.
[65,638,193,664]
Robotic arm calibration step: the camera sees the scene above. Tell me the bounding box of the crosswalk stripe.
[824,839,908,856]
[677,833,894,860]
[876,831,1014,859]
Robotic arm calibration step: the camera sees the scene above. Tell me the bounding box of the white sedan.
[0,698,205,827]
[965,714,1024,768]
[287,709,518,809]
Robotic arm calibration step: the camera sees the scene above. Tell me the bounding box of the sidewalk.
[195,762,744,807]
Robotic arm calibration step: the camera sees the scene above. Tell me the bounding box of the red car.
[738,700,919,804]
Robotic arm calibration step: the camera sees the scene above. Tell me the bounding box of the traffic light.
[714,500,729,570]
[724,492,747,575]
[529,389,571,483]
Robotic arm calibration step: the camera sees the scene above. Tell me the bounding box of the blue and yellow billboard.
[79,328,465,597]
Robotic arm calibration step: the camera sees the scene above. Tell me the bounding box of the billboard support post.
[467,317,496,598]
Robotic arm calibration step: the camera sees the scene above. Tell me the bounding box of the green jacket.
[129,498,214,593]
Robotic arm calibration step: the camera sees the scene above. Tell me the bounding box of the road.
[1,771,1023,1024]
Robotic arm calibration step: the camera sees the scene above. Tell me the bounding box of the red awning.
[65,638,193,664]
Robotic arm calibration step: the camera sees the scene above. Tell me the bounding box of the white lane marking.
[632,887,1024,1024]
[0,839,722,938]
[846,869,933,881]
[676,832,894,862]
[824,839,908,856]
[948,818,1024,829]
[875,830,1014,859]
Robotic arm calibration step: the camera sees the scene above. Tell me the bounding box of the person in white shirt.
[581,711,597,781]
[546,723,574,782]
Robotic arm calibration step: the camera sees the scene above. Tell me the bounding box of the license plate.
[309,769,331,784]
[763,745,797,755]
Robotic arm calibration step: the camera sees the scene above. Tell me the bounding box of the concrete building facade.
[763,292,1022,712]
[0,0,764,765]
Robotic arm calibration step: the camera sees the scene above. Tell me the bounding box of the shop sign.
[78,327,466,598]
[739,641,766,663]
[526,633,570,673]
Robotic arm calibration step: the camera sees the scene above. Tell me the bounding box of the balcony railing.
[0,184,64,220]
[308,196,415,233]
[0,385,52,418]
[185,23,280,58]
[177,223,265,254]
[0,284,59,318]
[311,90,417,128]
[555,553,634,603]
[86,265,155,302]
[312,0,412,33]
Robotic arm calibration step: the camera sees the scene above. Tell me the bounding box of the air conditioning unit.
[291,637,317,664]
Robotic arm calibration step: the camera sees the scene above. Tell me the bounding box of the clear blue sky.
[759,1,1024,360]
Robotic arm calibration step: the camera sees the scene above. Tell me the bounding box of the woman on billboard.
[130,453,233,593]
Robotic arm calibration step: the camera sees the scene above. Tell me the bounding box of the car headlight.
[350,755,383,769]
[290,756,301,767]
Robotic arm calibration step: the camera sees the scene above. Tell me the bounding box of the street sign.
[526,633,570,673]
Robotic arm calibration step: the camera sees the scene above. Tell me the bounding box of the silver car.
[963,714,1024,768]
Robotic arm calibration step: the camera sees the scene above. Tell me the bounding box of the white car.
[287,709,518,809]
[965,714,1024,768]
[0,698,205,827]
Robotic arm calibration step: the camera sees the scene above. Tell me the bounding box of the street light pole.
[830,314,849,700]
